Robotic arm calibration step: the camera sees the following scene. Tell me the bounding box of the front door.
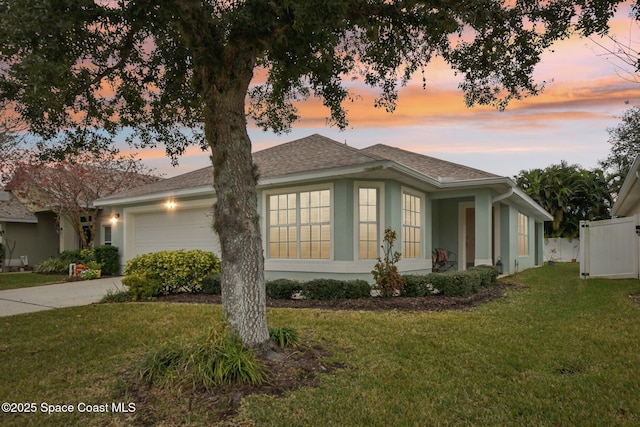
[465,207,475,269]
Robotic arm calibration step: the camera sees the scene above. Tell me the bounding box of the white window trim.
[353,181,385,261]
[518,212,530,257]
[262,183,334,261]
[100,223,113,246]
[401,186,425,260]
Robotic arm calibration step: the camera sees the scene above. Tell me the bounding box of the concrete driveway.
[0,276,124,317]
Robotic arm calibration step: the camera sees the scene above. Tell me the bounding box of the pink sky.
[135,5,640,179]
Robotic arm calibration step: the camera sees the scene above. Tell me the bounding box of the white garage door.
[133,208,221,257]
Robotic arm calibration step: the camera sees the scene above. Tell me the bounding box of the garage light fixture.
[110,213,120,224]
[166,200,176,210]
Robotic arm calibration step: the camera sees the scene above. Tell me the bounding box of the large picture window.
[402,191,422,258]
[268,189,331,259]
[518,212,529,256]
[358,187,378,259]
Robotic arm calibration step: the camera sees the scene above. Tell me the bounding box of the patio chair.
[432,248,457,272]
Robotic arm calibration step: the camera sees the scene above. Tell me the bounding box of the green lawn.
[0,272,67,291]
[1,263,640,426]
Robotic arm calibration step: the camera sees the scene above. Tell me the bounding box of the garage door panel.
[134,208,221,257]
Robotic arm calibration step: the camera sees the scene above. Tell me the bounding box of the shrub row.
[36,246,121,275]
[123,250,220,300]
[201,276,372,300]
[401,265,500,298]
[265,278,371,300]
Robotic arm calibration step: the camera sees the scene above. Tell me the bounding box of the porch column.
[474,191,493,266]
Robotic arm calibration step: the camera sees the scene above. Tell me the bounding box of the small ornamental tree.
[7,152,158,248]
[372,228,405,298]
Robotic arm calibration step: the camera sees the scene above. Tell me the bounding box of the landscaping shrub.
[266,279,303,299]
[35,258,68,274]
[468,265,500,287]
[93,245,120,275]
[202,273,221,295]
[303,278,371,300]
[372,228,405,297]
[141,324,267,390]
[269,326,300,347]
[401,275,441,297]
[124,250,221,295]
[122,272,163,300]
[60,248,95,264]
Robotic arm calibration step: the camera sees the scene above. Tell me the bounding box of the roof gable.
[0,191,37,223]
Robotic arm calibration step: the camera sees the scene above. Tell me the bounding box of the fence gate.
[579,215,640,279]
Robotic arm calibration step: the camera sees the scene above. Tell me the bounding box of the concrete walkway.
[0,276,124,317]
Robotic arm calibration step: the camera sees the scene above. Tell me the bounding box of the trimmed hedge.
[124,250,221,296]
[202,273,221,295]
[302,279,371,300]
[266,279,303,299]
[401,265,500,298]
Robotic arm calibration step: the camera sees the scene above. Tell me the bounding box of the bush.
[35,258,68,274]
[401,275,441,297]
[124,250,221,295]
[303,278,371,300]
[202,273,221,295]
[122,272,163,300]
[93,245,120,275]
[60,249,96,264]
[266,279,303,299]
[269,326,300,347]
[468,265,500,287]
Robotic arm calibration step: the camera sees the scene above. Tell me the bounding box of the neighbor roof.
[96,134,506,203]
[0,191,37,223]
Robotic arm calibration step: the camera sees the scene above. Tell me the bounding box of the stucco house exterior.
[0,191,59,268]
[96,134,552,280]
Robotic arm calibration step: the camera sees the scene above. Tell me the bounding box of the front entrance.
[465,207,475,269]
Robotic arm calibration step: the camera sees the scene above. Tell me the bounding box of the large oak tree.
[0,0,628,350]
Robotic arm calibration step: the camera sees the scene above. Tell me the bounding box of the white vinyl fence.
[579,215,640,279]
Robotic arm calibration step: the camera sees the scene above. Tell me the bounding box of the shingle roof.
[0,192,37,222]
[98,134,501,202]
[360,144,499,181]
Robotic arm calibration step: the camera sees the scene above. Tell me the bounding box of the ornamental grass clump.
[140,323,268,391]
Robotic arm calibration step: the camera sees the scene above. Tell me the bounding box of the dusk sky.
[132,4,640,180]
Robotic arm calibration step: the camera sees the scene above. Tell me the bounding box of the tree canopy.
[515,161,612,237]
[0,0,630,349]
[600,104,640,195]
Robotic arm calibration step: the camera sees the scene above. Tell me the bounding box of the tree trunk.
[200,51,271,351]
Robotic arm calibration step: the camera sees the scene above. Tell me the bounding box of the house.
[1,163,160,268]
[96,134,552,280]
[0,191,58,268]
[612,154,640,217]
[579,154,640,279]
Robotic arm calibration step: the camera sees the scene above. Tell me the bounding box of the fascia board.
[95,185,215,207]
[0,217,38,223]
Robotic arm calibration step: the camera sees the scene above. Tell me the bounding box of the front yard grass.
[1,263,640,426]
[0,272,67,291]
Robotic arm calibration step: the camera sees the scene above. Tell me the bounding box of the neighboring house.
[1,163,160,267]
[580,154,640,279]
[0,191,58,268]
[96,134,552,280]
[612,154,640,217]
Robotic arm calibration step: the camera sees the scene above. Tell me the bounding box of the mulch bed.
[128,282,524,425]
[156,281,519,312]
